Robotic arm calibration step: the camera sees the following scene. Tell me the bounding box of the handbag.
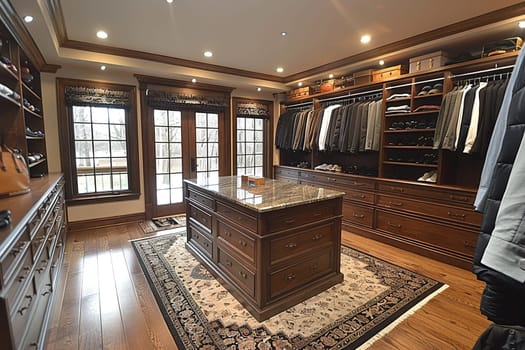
[0,144,30,197]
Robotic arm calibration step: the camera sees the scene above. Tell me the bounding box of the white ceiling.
[10,0,525,93]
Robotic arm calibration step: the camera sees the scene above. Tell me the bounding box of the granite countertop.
[184,176,344,212]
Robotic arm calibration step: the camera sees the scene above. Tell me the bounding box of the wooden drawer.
[375,209,478,256]
[270,222,335,265]
[377,182,476,206]
[376,194,482,226]
[343,202,374,228]
[345,189,374,204]
[188,189,214,210]
[33,250,51,291]
[3,248,32,312]
[22,285,52,350]
[300,171,375,191]
[10,276,37,349]
[50,227,65,287]
[264,199,338,233]
[270,248,332,299]
[275,167,299,179]
[218,248,255,297]
[216,202,257,232]
[217,221,255,265]
[188,224,213,258]
[0,228,31,289]
[188,204,212,230]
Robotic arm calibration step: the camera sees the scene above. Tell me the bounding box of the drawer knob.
[239,271,247,279]
[390,186,405,193]
[464,241,476,249]
[287,273,296,281]
[225,231,231,237]
[388,201,403,207]
[238,240,247,247]
[312,234,323,241]
[226,260,232,267]
[387,222,402,228]
[18,275,26,283]
[353,213,365,219]
[285,219,296,224]
[353,194,366,199]
[285,242,297,249]
[447,211,466,219]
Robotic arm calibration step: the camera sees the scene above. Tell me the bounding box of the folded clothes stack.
[417,83,443,96]
[385,104,411,113]
[386,93,410,100]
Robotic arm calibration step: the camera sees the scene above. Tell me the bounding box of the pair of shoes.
[329,164,342,172]
[417,170,437,183]
[26,127,44,137]
[314,163,329,171]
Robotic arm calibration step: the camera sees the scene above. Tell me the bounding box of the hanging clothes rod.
[449,64,515,79]
[318,87,383,103]
[386,76,444,90]
[285,100,313,109]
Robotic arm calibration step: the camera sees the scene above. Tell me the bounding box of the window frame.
[57,78,140,205]
[232,97,273,178]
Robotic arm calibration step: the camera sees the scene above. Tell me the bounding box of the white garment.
[318,104,341,151]
[463,82,487,154]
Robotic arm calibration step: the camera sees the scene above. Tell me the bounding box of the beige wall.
[42,65,275,222]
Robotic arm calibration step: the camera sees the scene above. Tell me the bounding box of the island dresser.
[184,176,344,321]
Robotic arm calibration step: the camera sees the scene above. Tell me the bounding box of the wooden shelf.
[22,82,41,101]
[383,161,438,168]
[414,93,443,99]
[384,146,433,149]
[385,110,439,117]
[0,93,21,108]
[28,157,47,168]
[23,106,43,119]
[26,136,45,140]
[385,97,411,103]
[384,128,436,133]
[0,63,19,83]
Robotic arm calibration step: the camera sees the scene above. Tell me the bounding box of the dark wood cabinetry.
[275,165,481,269]
[184,177,343,321]
[0,174,66,350]
[0,23,48,177]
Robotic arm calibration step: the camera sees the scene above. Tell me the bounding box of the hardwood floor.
[45,223,490,349]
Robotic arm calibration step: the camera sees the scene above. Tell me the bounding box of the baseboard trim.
[68,212,145,231]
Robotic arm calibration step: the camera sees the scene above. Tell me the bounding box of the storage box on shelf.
[409,51,450,73]
[372,65,408,82]
[0,174,66,350]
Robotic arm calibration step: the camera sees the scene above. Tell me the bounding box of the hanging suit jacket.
[473,46,525,326]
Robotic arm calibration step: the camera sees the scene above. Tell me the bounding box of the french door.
[144,108,225,218]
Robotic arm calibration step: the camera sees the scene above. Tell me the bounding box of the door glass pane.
[195,112,219,179]
[154,109,183,205]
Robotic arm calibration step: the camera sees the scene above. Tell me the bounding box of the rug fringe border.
[356,284,449,349]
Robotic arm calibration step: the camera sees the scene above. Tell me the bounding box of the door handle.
[191,158,197,172]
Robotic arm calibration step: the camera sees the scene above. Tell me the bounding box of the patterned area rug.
[131,230,445,349]
[138,214,186,234]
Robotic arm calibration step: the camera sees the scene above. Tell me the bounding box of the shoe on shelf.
[425,171,437,183]
[417,170,435,182]
[333,164,342,172]
[314,163,329,171]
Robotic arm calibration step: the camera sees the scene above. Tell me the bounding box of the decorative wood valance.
[235,102,270,119]
[64,86,131,108]
[145,89,228,112]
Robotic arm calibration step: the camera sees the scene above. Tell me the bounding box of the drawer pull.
[225,231,232,237]
[238,240,247,247]
[388,201,403,207]
[464,241,476,249]
[239,271,248,279]
[353,213,365,218]
[387,222,402,228]
[37,267,45,273]
[18,295,33,315]
[42,290,51,296]
[30,342,39,348]
[311,263,319,271]
[285,242,297,249]
[449,195,468,202]
[313,212,322,217]
[312,234,323,241]
[226,260,232,267]
[287,273,296,281]
[447,211,466,219]
[285,219,296,224]
[352,194,366,199]
[18,275,25,282]
[390,186,405,193]
[350,181,365,186]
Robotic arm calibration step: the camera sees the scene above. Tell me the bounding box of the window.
[233,98,273,177]
[57,79,139,204]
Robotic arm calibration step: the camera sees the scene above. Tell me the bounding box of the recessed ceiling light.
[96,30,108,39]
[204,51,213,57]
[191,78,197,83]
[298,82,303,87]
[281,32,287,36]
[519,21,525,29]
[328,74,334,79]
[379,60,385,65]
[166,0,174,3]
[257,87,262,92]
[360,34,371,44]
[100,65,107,71]
[276,67,284,73]
[23,15,33,23]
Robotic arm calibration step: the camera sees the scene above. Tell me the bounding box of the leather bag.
[0,144,30,197]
